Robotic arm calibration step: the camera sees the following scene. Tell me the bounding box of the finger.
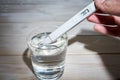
[87,14,100,23]
[94,24,108,35]
[87,10,105,22]
[94,0,120,16]
[87,14,116,25]
[87,9,107,21]
[94,24,120,36]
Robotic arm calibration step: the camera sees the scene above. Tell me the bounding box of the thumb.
[94,0,120,16]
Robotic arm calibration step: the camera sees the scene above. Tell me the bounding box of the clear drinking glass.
[27,28,68,80]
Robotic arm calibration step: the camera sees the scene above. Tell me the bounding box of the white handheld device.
[41,1,96,44]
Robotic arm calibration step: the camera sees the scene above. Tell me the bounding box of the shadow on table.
[22,30,120,80]
[68,31,120,80]
[22,48,34,73]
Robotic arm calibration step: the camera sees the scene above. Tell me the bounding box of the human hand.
[87,0,120,36]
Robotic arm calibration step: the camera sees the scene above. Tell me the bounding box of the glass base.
[34,67,64,80]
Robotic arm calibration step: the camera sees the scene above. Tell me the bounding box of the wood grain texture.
[0,0,120,80]
[0,55,120,80]
[0,0,99,35]
[0,0,92,22]
[0,35,120,56]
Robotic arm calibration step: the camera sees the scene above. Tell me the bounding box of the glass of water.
[27,28,68,80]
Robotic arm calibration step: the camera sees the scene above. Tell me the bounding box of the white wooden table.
[0,0,120,80]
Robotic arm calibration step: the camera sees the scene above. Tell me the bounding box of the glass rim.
[27,32,68,50]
